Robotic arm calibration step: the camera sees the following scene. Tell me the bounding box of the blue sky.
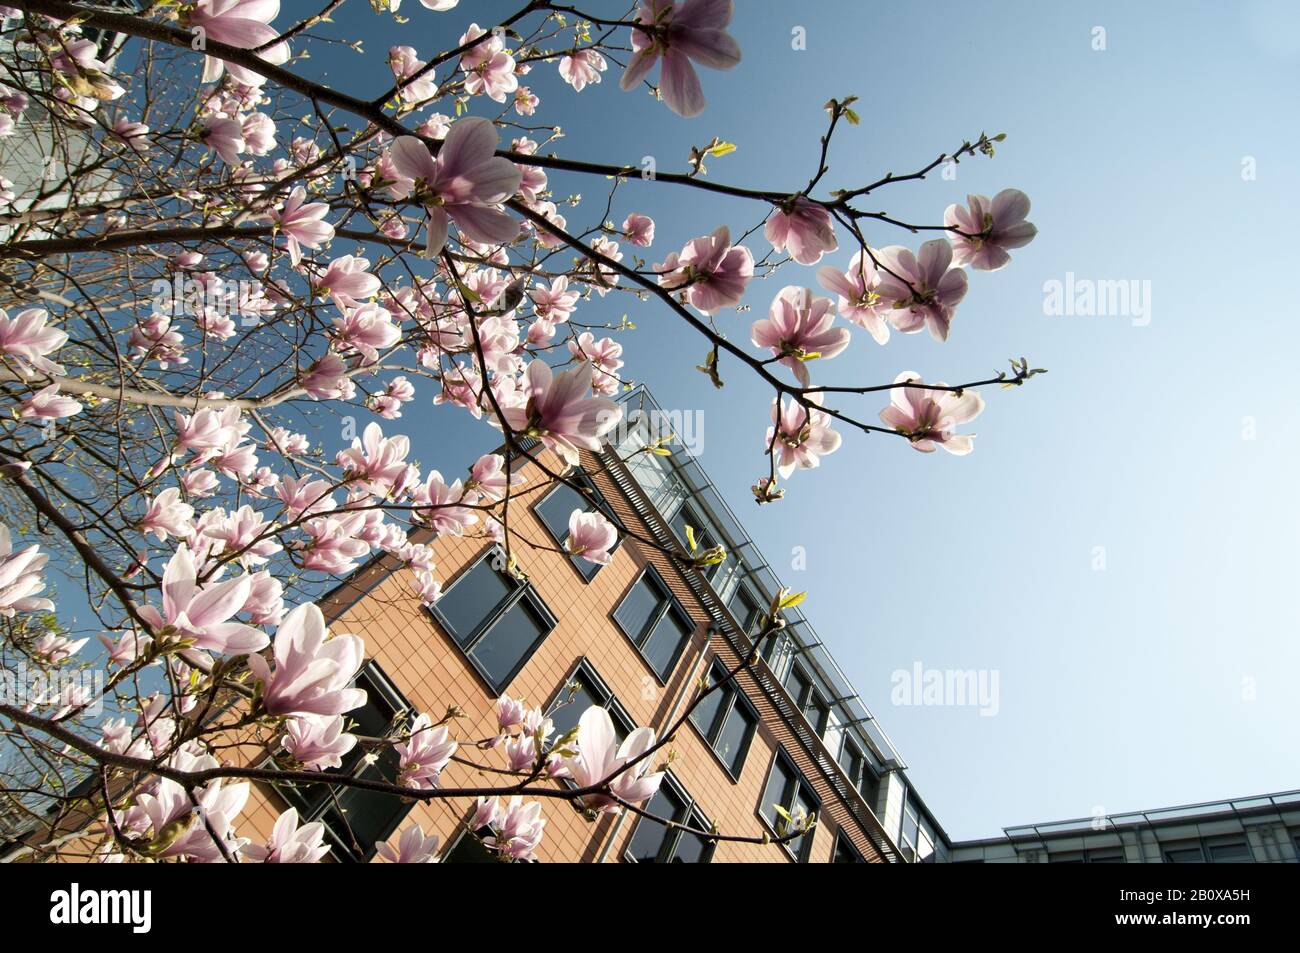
[291,0,1300,838]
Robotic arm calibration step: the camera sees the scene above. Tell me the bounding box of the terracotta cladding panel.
[223,444,880,863]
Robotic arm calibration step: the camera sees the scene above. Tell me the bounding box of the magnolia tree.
[0,0,1041,863]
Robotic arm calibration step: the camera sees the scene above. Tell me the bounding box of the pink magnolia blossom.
[878,371,985,454]
[622,212,655,246]
[458,24,518,102]
[559,49,607,91]
[281,713,356,770]
[484,796,546,861]
[389,45,438,104]
[200,115,245,165]
[389,118,522,256]
[270,187,334,266]
[241,112,276,155]
[334,302,400,365]
[376,823,441,863]
[414,471,478,536]
[336,422,411,495]
[619,0,742,117]
[817,251,891,345]
[313,255,381,307]
[765,196,838,265]
[197,504,282,567]
[513,86,539,116]
[495,694,527,731]
[19,384,82,421]
[499,360,622,466]
[299,351,350,400]
[750,286,851,386]
[874,240,969,342]
[0,307,68,377]
[138,487,195,541]
[241,570,285,626]
[945,188,1038,271]
[409,567,443,605]
[246,602,367,717]
[98,630,151,667]
[567,510,618,565]
[396,713,458,788]
[276,475,337,521]
[766,395,842,479]
[298,512,371,574]
[184,0,290,87]
[243,808,330,863]
[32,633,88,664]
[181,468,220,498]
[139,545,269,655]
[560,706,663,812]
[469,452,523,501]
[655,225,753,314]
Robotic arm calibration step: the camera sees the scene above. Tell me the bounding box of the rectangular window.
[670,504,721,581]
[613,568,695,682]
[786,664,830,736]
[726,583,764,637]
[689,659,758,778]
[1163,844,1205,863]
[832,831,866,863]
[837,737,880,809]
[430,547,557,693]
[1205,837,1253,863]
[624,776,714,863]
[533,472,617,581]
[545,659,635,747]
[272,662,413,863]
[759,750,818,862]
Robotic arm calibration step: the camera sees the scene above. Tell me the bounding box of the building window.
[624,775,714,863]
[545,659,636,746]
[533,472,618,581]
[612,567,695,682]
[726,582,764,637]
[689,659,757,779]
[786,664,830,735]
[670,504,721,581]
[759,750,818,862]
[832,831,866,863]
[271,662,413,863]
[1048,846,1125,863]
[429,547,557,694]
[837,737,880,809]
[441,829,497,863]
[1162,837,1254,863]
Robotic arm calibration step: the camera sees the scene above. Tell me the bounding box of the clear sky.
[291,0,1300,839]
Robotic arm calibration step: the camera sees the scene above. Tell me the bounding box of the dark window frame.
[531,470,621,583]
[610,564,697,684]
[786,663,831,736]
[622,772,715,864]
[757,748,820,863]
[427,545,558,695]
[688,658,758,782]
[268,661,414,863]
[726,581,765,638]
[669,502,722,582]
[1164,832,1253,863]
[544,656,637,745]
[832,830,867,863]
